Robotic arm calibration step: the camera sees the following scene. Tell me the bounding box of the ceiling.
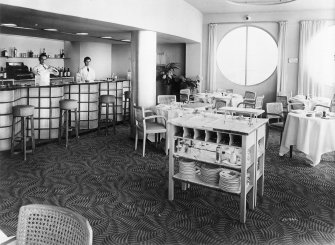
[1,1,334,44]
[184,0,335,14]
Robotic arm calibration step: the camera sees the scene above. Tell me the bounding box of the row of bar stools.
[11,105,35,160]
[98,95,116,135]
[58,99,79,148]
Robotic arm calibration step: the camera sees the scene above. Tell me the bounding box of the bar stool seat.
[11,105,35,160]
[59,99,79,148]
[98,95,116,135]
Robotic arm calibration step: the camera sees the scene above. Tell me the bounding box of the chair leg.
[98,102,101,134]
[65,110,69,148]
[75,108,79,140]
[165,132,168,155]
[142,132,146,157]
[105,103,109,136]
[22,117,26,161]
[58,109,63,144]
[265,125,269,149]
[290,145,293,158]
[11,116,16,155]
[113,103,116,135]
[30,116,35,153]
[135,129,138,150]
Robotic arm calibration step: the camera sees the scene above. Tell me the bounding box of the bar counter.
[0,78,130,151]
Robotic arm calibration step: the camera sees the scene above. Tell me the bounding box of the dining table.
[289,95,331,111]
[279,110,335,166]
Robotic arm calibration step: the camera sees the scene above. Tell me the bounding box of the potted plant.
[178,75,200,93]
[156,62,180,95]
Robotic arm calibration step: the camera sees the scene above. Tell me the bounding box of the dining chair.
[180,89,191,103]
[214,98,227,110]
[226,89,234,93]
[288,102,305,111]
[276,95,288,113]
[134,104,167,157]
[244,91,256,103]
[313,104,330,112]
[255,95,265,110]
[266,102,285,148]
[157,95,177,105]
[237,101,255,109]
[16,204,92,245]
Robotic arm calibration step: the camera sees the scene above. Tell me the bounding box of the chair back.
[214,99,227,110]
[276,95,288,111]
[266,102,284,119]
[255,95,264,109]
[226,89,234,93]
[133,104,145,129]
[157,95,176,105]
[16,204,92,245]
[237,101,255,109]
[180,89,191,103]
[244,91,256,101]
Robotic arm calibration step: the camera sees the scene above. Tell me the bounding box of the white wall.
[203,10,335,102]
[2,0,203,43]
[0,34,65,71]
[111,44,131,79]
[79,42,112,80]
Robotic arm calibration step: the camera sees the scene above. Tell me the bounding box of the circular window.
[217,26,278,86]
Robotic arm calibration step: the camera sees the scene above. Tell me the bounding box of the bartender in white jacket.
[79,57,95,83]
[32,53,59,86]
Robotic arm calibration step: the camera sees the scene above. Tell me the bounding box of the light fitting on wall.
[227,0,296,5]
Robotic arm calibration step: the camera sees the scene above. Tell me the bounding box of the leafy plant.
[157,62,180,85]
[178,75,200,90]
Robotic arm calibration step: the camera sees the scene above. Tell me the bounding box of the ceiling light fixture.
[13,26,36,30]
[44,28,58,32]
[76,32,88,35]
[101,36,113,39]
[227,0,296,5]
[121,39,131,42]
[0,23,17,27]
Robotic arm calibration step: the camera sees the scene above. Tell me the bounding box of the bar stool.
[123,91,130,123]
[98,95,116,135]
[11,105,35,161]
[58,99,79,148]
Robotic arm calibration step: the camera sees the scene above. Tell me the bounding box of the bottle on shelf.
[3,68,7,79]
[13,47,17,57]
[2,49,8,57]
[66,68,70,77]
[42,48,46,55]
[60,49,65,59]
[59,67,63,77]
[63,67,66,77]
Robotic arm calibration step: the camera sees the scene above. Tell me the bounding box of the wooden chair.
[214,98,227,110]
[244,91,256,103]
[255,95,265,110]
[266,102,285,148]
[276,95,288,113]
[16,204,92,245]
[157,95,177,105]
[288,102,305,111]
[237,101,255,109]
[180,89,191,103]
[134,104,167,157]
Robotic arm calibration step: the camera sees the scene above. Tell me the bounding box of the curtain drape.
[207,24,217,92]
[298,20,327,97]
[277,21,288,96]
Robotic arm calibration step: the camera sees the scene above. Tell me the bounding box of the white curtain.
[277,21,287,95]
[298,20,327,96]
[207,24,217,92]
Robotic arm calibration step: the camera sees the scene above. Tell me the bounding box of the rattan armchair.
[266,102,286,148]
[16,204,92,245]
[180,89,191,103]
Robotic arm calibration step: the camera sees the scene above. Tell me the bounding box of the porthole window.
[217,26,278,86]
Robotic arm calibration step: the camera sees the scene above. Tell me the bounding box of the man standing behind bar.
[32,53,59,86]
[79,57,95,83]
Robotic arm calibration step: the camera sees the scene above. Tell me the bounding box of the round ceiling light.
[76,32,88,35]
[227,0,296,5]
[44,28,58,32]
[1,23,17,27]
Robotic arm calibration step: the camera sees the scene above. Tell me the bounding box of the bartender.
[32,53,59,86]
[79,57,95,83]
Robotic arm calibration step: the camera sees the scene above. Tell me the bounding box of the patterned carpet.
[0,125,334,245]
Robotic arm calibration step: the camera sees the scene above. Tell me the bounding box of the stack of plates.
[219,169,249,194]
[179,159,196,179]
[199,164,222,185]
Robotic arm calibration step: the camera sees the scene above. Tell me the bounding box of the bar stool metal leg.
[65,110,69,148]
[59,109,63,144]
[22,117,27,161]
[113,102,116,135]
[98,102,102,134]
[106,103,109,136]
[11,116,16,156]
[30,115,35,153]
[75,108,79,140]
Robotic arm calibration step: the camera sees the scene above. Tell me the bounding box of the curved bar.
[0,79,131,151]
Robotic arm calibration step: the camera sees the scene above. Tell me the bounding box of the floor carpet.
[0,125,334,245]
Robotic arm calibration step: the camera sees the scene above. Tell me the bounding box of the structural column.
[130,30,157,136]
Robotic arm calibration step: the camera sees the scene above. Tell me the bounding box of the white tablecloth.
[279,112,335,166]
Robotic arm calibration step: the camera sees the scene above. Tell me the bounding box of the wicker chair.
[214,98,227,110]
[157,95,176,105]
[16,204,92,245]
[276,95,288,113]
[266,102,286,148]
[255,95,265,110]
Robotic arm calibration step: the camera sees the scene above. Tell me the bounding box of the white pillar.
[131,31,157,108]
